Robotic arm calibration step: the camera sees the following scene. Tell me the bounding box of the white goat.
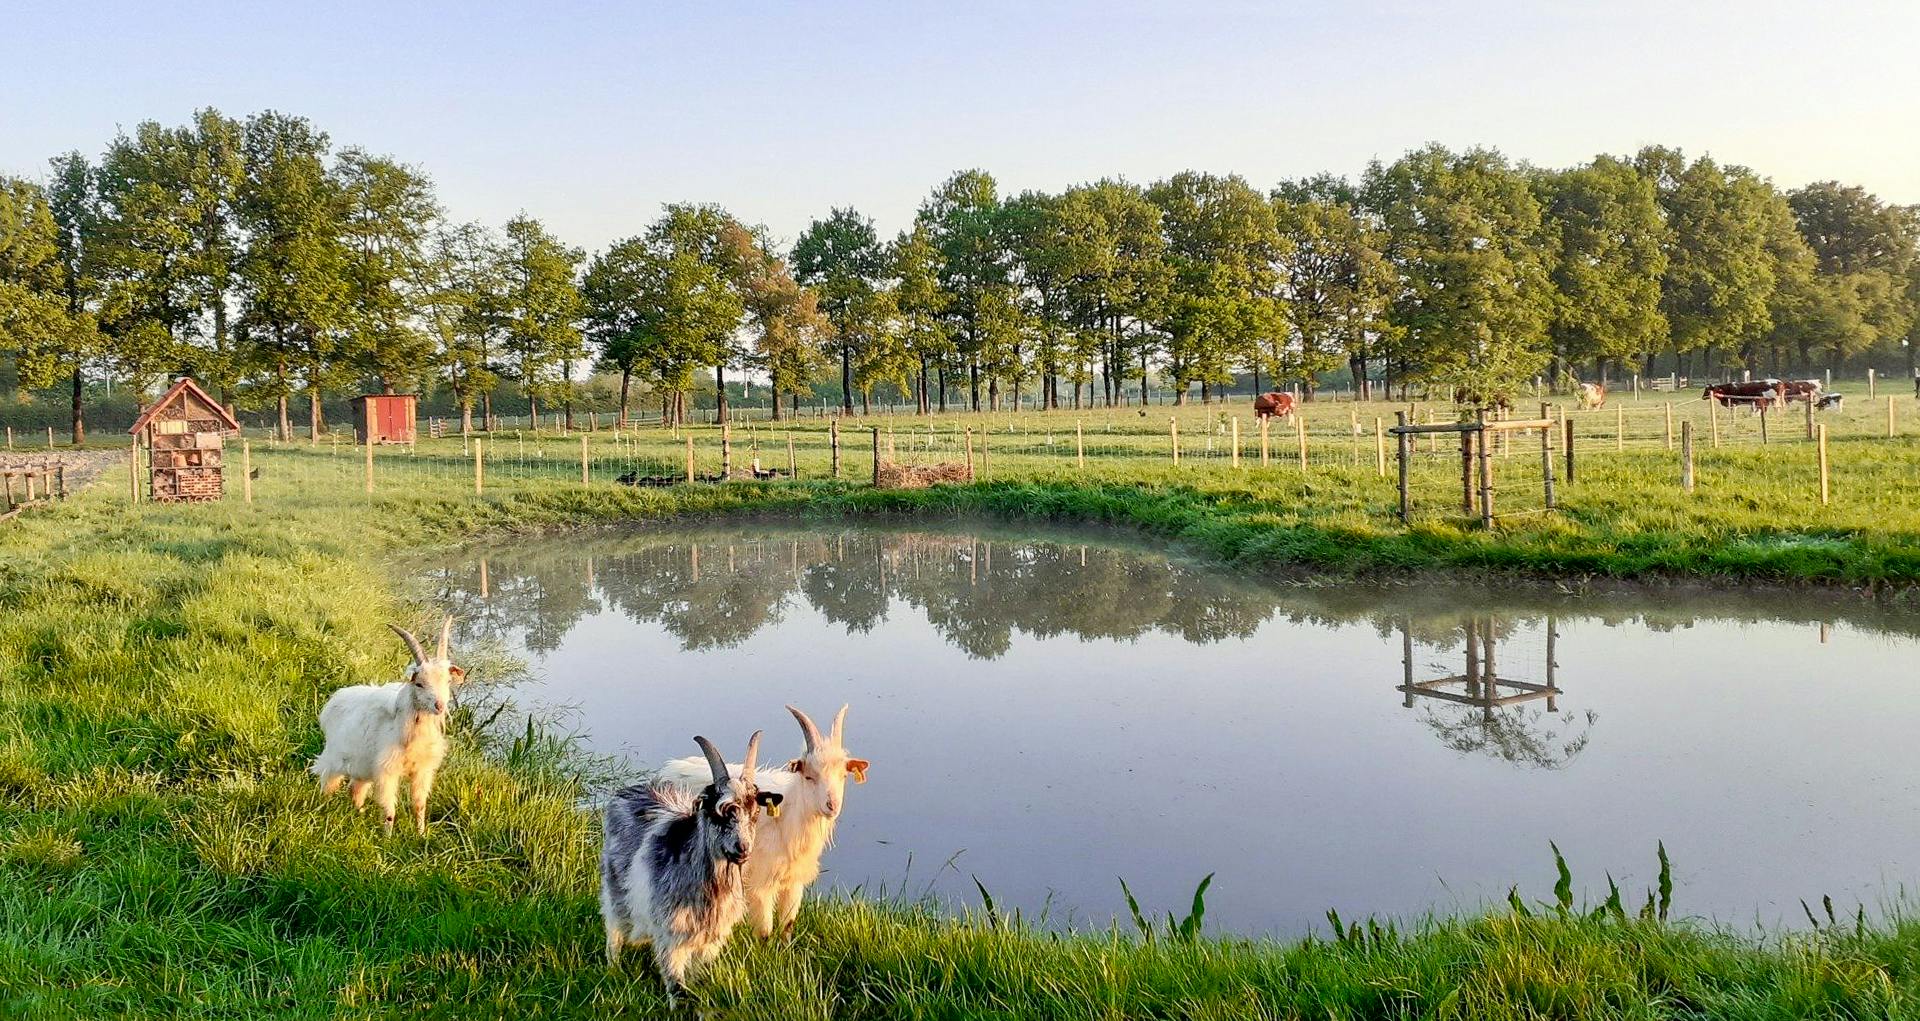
[312,617,466,835]
[658,704,868,937]
[600,732,783,997]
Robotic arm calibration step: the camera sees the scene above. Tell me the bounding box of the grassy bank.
[4,465,1920,1018]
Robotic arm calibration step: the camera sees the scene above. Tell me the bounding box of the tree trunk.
[1139,348,1149,406]
[460,399,473,436]
[70,368,85,446]
[841,342,854,415]
[528,392,538,429]
[482,391,493,432]
[715,364,728,424]
[563,361,575,430]
[308,389,322,443]
[969,361,981,412]
[618,368,632,428]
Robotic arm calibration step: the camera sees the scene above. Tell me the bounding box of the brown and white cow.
[1576,382,1606,410]
[1253,391,1296,420]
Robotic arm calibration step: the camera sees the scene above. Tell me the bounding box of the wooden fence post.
[1867,368,1875,399]
[1459,429,1474,513]
[1759,404,1769,444]
[1296,415,1309,471]
[684,434,694,482]
[964,428,973,477]
[721,422,732,479]
[1259,417,1270,465]
[1076,419,1085,472]
[1563,416,1575,483]
[1664,402,1674,450]
[1230,417,1240,468]
[474,440,484,494]
[1888,395,1897,438]
[242,440,253,504]
[980,432,989,478]
[788,433,797,479]
[1710,401,1720,448]
[1395,412,1410,522]
[581,434,590,486]
[1817,423,1829,505]
[1476,412,1493,528]
[1681,420,1694,493]
[1541,423,1556,509]
[830,417,840,478]
[871,427,881,485]
[1375,417,1387,477]
[1169,417,1179,464]
[129,436,140,503]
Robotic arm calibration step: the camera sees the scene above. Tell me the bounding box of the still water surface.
[414,524,1920,936]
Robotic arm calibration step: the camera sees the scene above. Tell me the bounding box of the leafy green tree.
[0,176,99,444]
[498,215,584,426]
[418,222,505,433]
[1364,145,1555,408]
[1059,180,1168,406]
[916,170,1017,411]
[41,155,109,443]
[736,249,830,421]
[235,111,349,440]
[1271,177,1398,398]
[1001,190,1086,410]
[1635,147,1778,377]
[1148,172,1283,401]
[336,149,439,393]
[1532,156,1669,384]
[792,208,889,414]
[1787,181,1917,372]
[889,225,950,412]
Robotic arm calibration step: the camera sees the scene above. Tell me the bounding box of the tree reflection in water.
[410,524,1909,770]
[1398,615,1596,770]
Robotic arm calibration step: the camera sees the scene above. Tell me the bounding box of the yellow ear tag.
[852,766,867,785]
[766,802,781,819]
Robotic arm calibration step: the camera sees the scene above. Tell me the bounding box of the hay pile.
[873,459,972,489]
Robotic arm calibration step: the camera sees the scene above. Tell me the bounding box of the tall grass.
[3,444,1919,1018]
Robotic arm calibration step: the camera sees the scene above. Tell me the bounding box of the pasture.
[4,384,1920,1018]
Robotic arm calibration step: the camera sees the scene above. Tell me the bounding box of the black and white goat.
[658,704,868,937]
[600,732,783,994]
[312,618,466,835]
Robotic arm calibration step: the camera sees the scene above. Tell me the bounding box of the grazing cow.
[1253,391,1296,420]
[1703,380,1786,411]
[1576,382,1606,410]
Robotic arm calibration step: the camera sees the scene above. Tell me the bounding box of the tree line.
[2,107,1916,443]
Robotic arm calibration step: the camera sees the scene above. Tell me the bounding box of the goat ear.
[846,759,869,783]
[756,791,783,817]
[447,665,467,685]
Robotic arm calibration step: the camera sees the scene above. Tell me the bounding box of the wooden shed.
[128,378,241,502]
[350,394,417,444]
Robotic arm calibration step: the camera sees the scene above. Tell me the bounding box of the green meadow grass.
[3,415,1920,1018]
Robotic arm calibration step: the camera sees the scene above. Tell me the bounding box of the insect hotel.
[127,378,242,502]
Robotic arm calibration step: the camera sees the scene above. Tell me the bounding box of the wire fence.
[79,385,1918,528]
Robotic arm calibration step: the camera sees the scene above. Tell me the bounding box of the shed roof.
[127,377,242,435]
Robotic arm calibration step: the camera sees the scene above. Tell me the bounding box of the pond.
[412,523,1920,937]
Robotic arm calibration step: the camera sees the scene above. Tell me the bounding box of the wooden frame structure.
[1399,615,1560,721]
[1391,403,1561,526]
[127,378,241,502]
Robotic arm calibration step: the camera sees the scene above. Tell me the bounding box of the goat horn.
[694,736,730,787]
[437,615,454,660]
[786,705,822,753]
[742,730,762,779]
[831,704,848,743]
[388,624,427,668]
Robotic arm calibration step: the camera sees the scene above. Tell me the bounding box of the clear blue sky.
[5,0,1915,253]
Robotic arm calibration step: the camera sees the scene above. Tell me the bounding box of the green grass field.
[4,389,1920,1018]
